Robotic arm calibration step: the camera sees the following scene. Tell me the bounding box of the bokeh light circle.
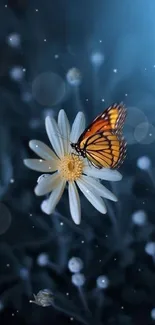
[68,257,83,273]
[136,156,151,170]
[32,72,66,106]
[90,51,104,67]
[66,68,82,86]
[124,106,148,145]
[134,122,155,144]
[7,33,21,48]
[9,66,24,81]
[0,203,12,235]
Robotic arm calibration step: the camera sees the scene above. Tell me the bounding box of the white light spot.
[145,242,155,256]
[37,253,49,266]
[96,275,109,289]
[9,66,24,81]
[7,33,21,48]
[10,178,14,183]
[101,98,105,102]
[66,292,69,296]
[54,54,59,59]
[132,210,147,226]
[113,69,118,73]
[125,93,128,96]
[35,8,38,11]
[137,156,151,170]
[90,51,104,67]
[99,40,102,43]
[60,222,64,226]
[86,98,88,101]
[44,39,47,42]
[81,240,84,244]
[6,264,10,267]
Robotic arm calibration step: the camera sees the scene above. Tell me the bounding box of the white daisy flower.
[24,110,122,225]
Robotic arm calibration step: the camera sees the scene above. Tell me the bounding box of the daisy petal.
[80,175,117,202]
[76,178,107,214]
[68,182,81,225]
[29,140,58,160]
[70,112,85,143]
[45,116,64,157]
[41,180,66,215]
[34,173,61,196]
[58,110,70,154]
[23,159,58,172]
[83,166,122,181]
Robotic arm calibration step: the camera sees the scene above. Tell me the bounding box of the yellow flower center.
[57,154,84,182]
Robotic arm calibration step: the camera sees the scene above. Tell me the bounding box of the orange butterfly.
[71,103,127,169]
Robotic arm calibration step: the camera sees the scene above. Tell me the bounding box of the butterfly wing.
[78,102,126,143]
[76,103,127,169]
[83,131,126,169]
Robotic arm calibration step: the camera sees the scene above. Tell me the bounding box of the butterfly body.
[71,103,127,169]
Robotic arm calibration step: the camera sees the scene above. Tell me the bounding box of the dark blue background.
[0,0,155,324]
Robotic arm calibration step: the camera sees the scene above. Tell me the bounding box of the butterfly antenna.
[52,130,70,143]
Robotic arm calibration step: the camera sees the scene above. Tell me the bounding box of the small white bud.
[68,257,83,273]
[96,275,109,289]
[66,68,82,86]
[37,253,49,266]
[145,242,155,256]
[71,273,85,287]
[137,156,151,170]
[90,51,104,67]
[7,33,21,48]
[132,210,147,226]
[9,66,24,81]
